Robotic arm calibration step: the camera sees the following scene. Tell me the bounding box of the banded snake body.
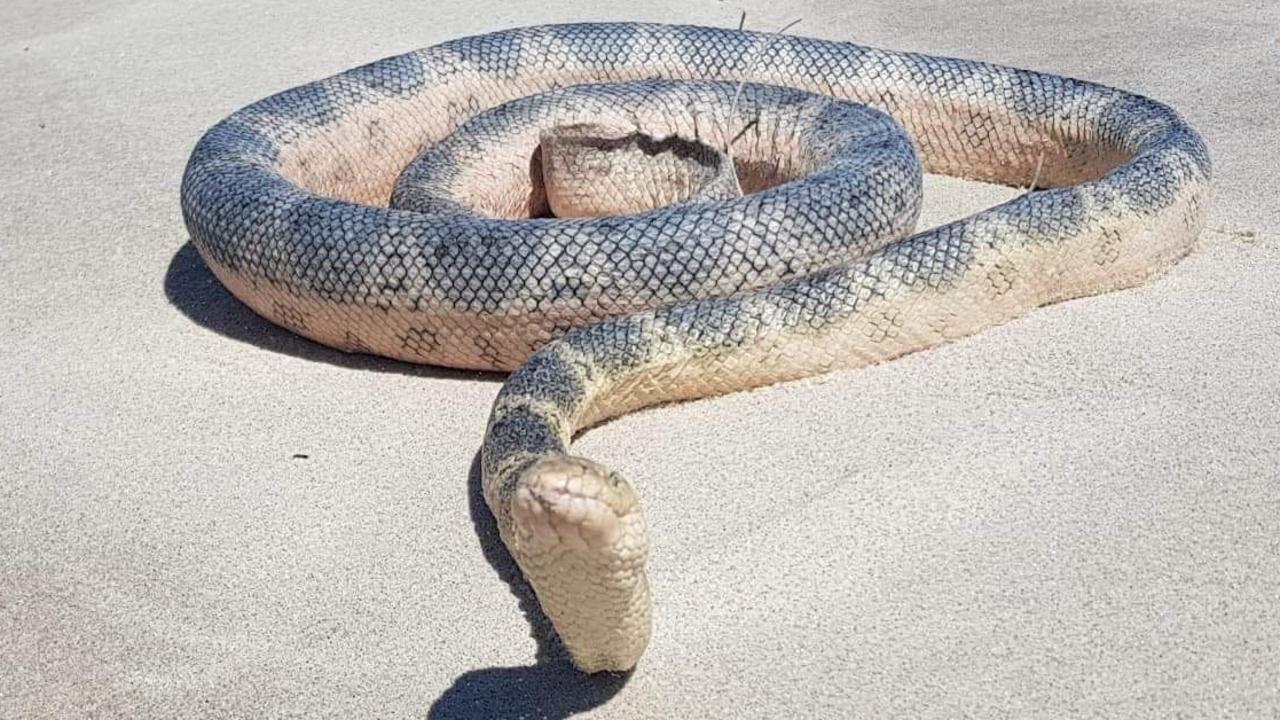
[180,22,1211,672]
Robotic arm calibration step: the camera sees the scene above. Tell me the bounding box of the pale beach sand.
[1,1,1277,717]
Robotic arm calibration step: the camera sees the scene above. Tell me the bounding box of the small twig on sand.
[727,117,760,149]
[1023,150,1045,195]
[724,16,803,193]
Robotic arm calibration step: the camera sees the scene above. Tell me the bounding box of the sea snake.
[180,22,1211,672]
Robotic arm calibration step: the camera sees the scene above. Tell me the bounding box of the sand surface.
[3,1,1278,717]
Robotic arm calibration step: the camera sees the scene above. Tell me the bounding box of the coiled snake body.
[180,23,1211,672]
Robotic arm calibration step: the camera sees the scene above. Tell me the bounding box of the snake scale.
[180,22,1211,672]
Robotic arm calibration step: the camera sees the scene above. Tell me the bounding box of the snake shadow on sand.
[164,241,498,381]
[424,453,632,719]
[165,242,630,718]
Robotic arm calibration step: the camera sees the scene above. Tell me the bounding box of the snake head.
[510,455,651,672]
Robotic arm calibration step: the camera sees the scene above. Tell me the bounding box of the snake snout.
[513,456,639,550]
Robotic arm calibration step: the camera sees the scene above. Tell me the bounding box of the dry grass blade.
[723,16,803,193]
